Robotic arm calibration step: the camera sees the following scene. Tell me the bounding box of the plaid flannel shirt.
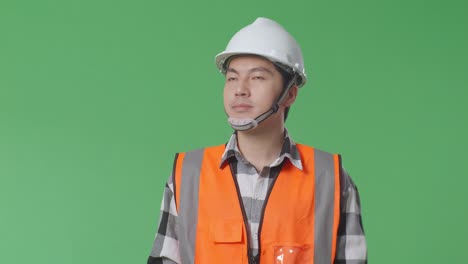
[148,131,367,263]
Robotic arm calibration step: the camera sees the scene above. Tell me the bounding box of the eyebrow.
[226,67,274,76]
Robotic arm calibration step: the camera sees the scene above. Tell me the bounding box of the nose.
[235,79,250,97]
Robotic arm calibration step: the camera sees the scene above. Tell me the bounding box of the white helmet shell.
[215,17,307,87]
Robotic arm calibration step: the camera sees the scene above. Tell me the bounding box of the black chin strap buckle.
[272,103,279,113]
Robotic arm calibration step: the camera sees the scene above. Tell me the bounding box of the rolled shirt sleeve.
[334,168,368,264]
[147,175,181,264]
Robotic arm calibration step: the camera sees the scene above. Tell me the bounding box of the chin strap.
[228,75,297,131]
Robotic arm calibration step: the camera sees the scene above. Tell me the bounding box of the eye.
[252,76,265,80]
[226,77,237,82]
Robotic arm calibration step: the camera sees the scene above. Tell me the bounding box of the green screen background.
[1,0,467,263]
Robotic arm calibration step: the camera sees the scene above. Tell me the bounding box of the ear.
[283,85,298,107]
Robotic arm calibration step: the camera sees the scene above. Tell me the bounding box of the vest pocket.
[273,244,313,264]
[209,220,245,263]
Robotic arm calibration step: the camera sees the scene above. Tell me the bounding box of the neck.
[236,121,285,172]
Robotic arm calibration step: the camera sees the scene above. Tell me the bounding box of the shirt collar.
[219,129,303,170]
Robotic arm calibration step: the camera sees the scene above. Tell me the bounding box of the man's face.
[223,55,284,123]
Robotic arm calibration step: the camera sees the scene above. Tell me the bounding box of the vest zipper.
[229,160,286,264]
[229,162,255,264]
[256,161,286,264]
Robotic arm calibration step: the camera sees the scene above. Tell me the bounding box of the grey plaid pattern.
[335,169,368,263]
[149,176,181,264]
[148,131,367,264]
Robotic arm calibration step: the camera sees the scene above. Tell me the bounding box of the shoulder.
[295,143,338,156]
[173,144,227,165]
[340,167,359,193]
[176,143,226,154]
[294,143,360,198]
[295,143,341,166]
[295,143,356,188]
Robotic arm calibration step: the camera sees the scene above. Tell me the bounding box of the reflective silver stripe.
[313,149,337,264]
[178,148,204,264]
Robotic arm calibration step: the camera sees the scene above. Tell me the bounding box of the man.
[148,17,367,264]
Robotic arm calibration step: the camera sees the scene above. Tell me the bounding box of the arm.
[147,175,181,264]
[334,168,368,264]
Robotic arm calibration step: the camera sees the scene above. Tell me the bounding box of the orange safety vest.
[173,144,341,264]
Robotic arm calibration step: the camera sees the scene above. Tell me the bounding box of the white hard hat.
[215,17,307,87]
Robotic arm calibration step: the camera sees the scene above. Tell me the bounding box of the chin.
[230,114,256,120]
